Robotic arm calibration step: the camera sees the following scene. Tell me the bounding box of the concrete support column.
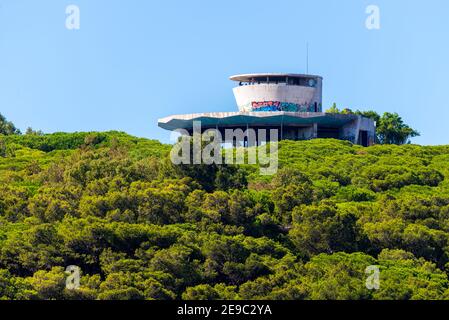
[312,123,318,139]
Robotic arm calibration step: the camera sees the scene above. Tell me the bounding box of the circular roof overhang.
[158,112,358,131]
[229,73,323,82]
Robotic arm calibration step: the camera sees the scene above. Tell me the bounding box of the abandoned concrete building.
[158,73,376,146]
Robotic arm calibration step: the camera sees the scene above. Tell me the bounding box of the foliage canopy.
[1,128,449,300]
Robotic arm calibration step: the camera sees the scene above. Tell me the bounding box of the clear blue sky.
[0,0,448,145]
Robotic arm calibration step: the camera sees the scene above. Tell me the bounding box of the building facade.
[158,73,376,146]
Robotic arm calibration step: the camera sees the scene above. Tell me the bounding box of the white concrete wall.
[232,83,322,112]
[340,118,360,143]
[359,116,376,132]
[339,116,376,146]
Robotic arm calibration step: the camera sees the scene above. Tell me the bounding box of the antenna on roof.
[306,42,309,74]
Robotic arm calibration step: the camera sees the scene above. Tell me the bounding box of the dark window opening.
[317,127,339,139]
[359,131,369,147]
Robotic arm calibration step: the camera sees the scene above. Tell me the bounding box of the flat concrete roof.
[230,73,323,82]
[158,112,358,131]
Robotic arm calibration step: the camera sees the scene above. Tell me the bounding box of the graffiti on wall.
[251,101,281,110]
[250,101,317,112]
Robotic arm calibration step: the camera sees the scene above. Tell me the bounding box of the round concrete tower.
[230,73,322,113]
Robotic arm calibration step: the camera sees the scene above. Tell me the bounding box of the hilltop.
[1,131,449,299]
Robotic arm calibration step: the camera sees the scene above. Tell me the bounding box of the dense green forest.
[2,129,449,300]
